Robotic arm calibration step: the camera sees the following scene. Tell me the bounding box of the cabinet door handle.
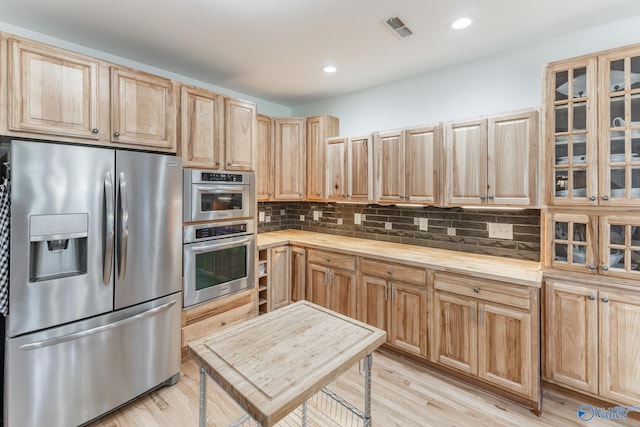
[387,269,393,275]
[589,196,597,201]
[480,196,486,200]
[384,283,388,300]
[324,269,329,285]
[488,195,494,200]
[227,162,234,166]
[473,287,480,293]
[221,320,227,326]
[602,195,610,201]
[113,131,120,137]
[215,161,221,166]
[470,303,475,323]
[330,269,334,285]
[479,307,484,326]
[92,128,99,134]
[602,265,609,271]
[588,264,596,271]
[587,295,595,300]
[391,284,396,302]
[602,297,609,303]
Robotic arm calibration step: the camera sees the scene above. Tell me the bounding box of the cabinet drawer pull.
[113,131,120,137]
[473,287,480,293]
[215,161,221,166]
[221,320,227,326]
[588,295,595,300]
[387,270,392,275]
[602,297,609,303]
[588,264,596,271]
[602,195,610,201]
[92,128,99,134]
[480,196,486,200]
[327,257,331,263]
[602,265,609,271]
[488,195,494,200]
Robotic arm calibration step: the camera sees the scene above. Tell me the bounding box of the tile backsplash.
[258,202,541,261]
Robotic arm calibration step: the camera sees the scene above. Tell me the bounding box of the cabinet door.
[290,246,306,302]
[374,130,405,204]
[599,215,640,278]
[405,125,441,205]
[361,275,389,335]
[326,137,348,201]
[306,115,339,200]
[546,57,598,206]
[111,67,176,151]
[274,118,306,200]
[257,114,273,201]
[445,119,487,205]
[269,246,290,311]
[306,263,330,310]
[330,269,357,318]
[478,302,533,397]
[390,282,427,358]
[544,281,598,393]
[488,110,538,206]
[180,85,223,169]
[8,38,101,140]
[224,97,257,171]
[545,212,597,273]
[432,291,477,374]
[598,46,640,206]
[348,135,373,201]
[599,289,640,405]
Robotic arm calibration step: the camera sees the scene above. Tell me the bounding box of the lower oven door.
[183,234,256,307]
[188,184,251,222]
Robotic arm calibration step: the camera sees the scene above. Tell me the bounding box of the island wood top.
[188,301,387,427]
[257,230,542,287]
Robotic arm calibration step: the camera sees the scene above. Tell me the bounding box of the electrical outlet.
[280,209,286,216]
[313,210,322,221]
[258,212,265,222]
[337,218,343,225]
[354,213,362,225]
[265,215,271,223]
[447,227,456,236]
[299,215,305,221]
[385,222,392,230]
[361,214,366,222]
[413,218,419,225]
[488,223,513,240]
[419,218,428,231]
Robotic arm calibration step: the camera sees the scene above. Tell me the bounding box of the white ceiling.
[2,0,640,107]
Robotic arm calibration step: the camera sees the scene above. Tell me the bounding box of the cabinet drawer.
[181,302,256,348]
[361,258,427,286]
[434,273,531,310]
[307,249,356,271]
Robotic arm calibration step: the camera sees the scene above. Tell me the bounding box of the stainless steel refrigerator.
[3,140,183,427]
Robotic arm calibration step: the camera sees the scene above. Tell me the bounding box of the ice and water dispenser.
[29,213,88,282]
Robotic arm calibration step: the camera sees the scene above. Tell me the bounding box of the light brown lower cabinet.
[269,245,290,311]
[432,273,539,403]
[545,279,640,406]
[290,246,306,302]
[306,249,357,318]
[360,259,428,358]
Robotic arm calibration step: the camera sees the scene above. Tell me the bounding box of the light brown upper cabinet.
[445,110,538,207]
[546,44,640,206]
[179,85,224,168]
[274,118,306,200]
[306,115,339,201]
[110,66,177,152]
[374,124,442,205]
[224,97,257,171]
[6,36,105,141]
[257,114,273,201]
[325,135,374,202]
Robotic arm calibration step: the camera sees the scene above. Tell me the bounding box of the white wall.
[0,21,292,118]
[292,16,640,136]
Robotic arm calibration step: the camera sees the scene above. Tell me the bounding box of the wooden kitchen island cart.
[188,300,387,427]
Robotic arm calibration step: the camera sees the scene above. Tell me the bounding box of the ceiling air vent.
[384,16,413,39]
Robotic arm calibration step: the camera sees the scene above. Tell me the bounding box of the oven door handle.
[189,237,252,254]
[195,185,246,193]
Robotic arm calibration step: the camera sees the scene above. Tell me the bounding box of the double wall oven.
[183,170,255,308]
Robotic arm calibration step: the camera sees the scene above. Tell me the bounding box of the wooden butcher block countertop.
[257,230,542,288]
[188,301,386,427]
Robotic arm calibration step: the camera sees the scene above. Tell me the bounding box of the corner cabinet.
[445,110,538,207]
[326,135,373,202]
[6,36,105,141]
[373,125,442,205]
[544,279,640,406]
[274,118,306,200]
[306,115,339,200]
[432,273,539,405]
[545,44,640,206]
[110,66,177,152]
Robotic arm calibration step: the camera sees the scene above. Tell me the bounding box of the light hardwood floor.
[89,351,636,427]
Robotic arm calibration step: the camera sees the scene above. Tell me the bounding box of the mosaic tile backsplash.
[258,202,541,261]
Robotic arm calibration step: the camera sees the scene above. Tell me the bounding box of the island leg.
[364,353,372,427]
[199,367,207,427]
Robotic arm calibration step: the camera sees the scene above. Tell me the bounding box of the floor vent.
[384,16,413,39]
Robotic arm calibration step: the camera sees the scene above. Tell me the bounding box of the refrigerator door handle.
[117,171,129,281]
[19,300,177,351]
[103,172,115,286]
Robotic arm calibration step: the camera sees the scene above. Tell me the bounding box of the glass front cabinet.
[546,45,640,206]
[545,212,640,279]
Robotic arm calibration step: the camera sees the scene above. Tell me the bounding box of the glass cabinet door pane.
[610,96,625,128]
[555,71,569,101]
[574,223,587,242]
[573,68,587,98]
[555,106,568,133]
[631,56,640,89]
[555,221,568,240]
[555,170,568,196]
[610,59,625,92]
[555,243,568,261]
[573,102,587,130]
[610,225,625,244]
[573,170,587,196]
[631,94,640,124]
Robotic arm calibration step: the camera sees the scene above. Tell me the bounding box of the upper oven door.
[188,184,250,222]
[183,234,255,308]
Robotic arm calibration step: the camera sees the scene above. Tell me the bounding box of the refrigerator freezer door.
[8,140,115,337]
[114,151,182,309]
[4,293,181,427]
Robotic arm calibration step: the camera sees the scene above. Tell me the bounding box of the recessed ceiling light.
[451,17,472,30]
[323,65,337,73]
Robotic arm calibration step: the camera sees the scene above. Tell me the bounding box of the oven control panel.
[183,219,255,244]
[195,223,247,239]
[200,172,244,183]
